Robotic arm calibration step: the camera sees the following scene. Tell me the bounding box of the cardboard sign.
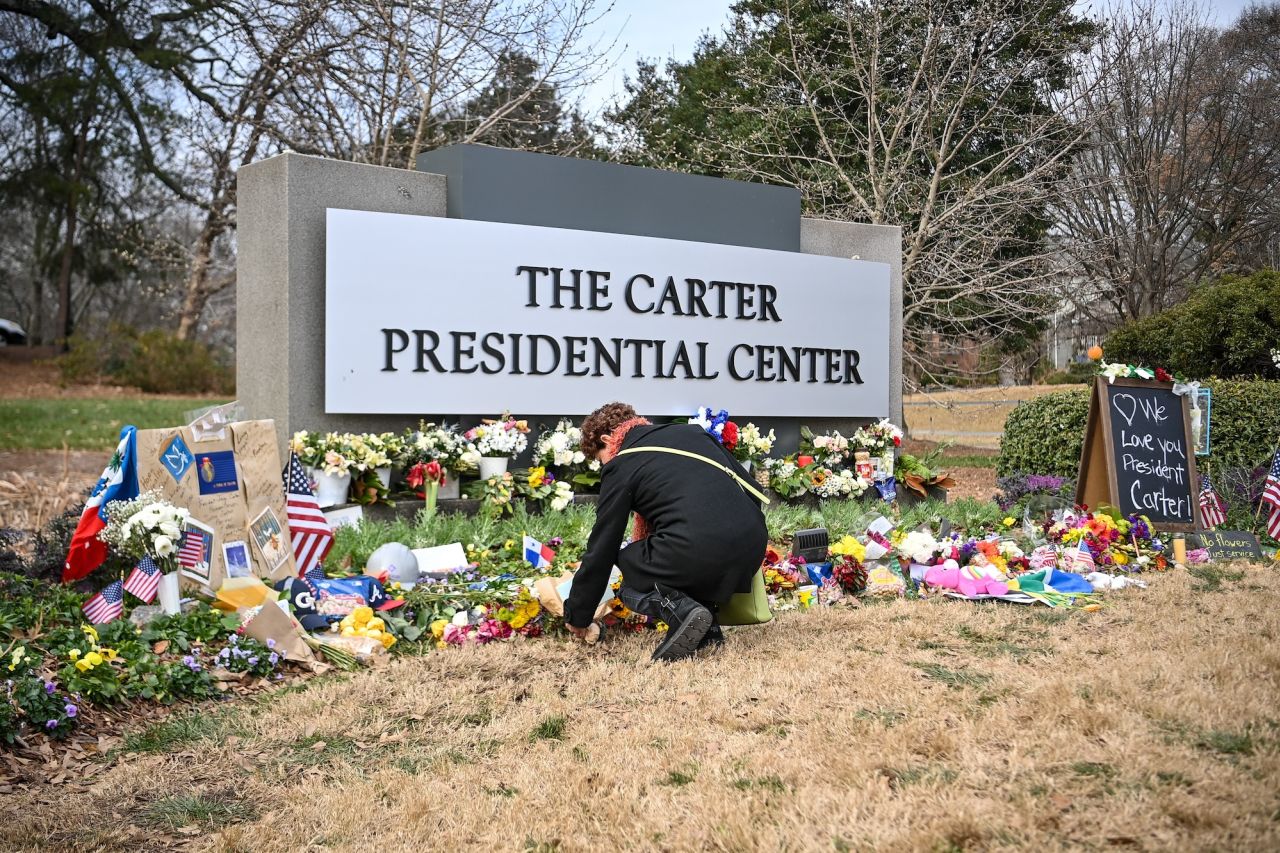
[1076,378,1201,532]
[135,419,296,590]
[1192,530,1263,562]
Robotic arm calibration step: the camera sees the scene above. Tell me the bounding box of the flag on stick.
[284,453,333,578]
[63,427,138,582]
[123,556,161,603]
[523,534,556,570]
[83,580,125,624]
[1262,449,1280,541]
[1198,472,1228,529]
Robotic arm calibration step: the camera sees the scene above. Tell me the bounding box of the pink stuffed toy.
[924,558,1009,597]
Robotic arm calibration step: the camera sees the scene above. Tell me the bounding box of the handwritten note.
[1107,385,1193,524]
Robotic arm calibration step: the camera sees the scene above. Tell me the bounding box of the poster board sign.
[1191,530,1262,562]
[135,419,296,590]
[1075,377,1201,532]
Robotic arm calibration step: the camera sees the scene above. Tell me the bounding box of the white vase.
[375,466,392,491]
[742,459,753,473]
[313,470,352,508]
[158,572,182,615]
[439,470,460,500]
[478,457,509,479]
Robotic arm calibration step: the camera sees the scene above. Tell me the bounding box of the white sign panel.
[325,209,890,417]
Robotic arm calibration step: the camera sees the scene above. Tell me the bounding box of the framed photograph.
[177,518,215,584]
[222,540,253,579]
[248,506,290,574]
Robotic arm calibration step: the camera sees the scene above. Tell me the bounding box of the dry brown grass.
[3,564,1279,852]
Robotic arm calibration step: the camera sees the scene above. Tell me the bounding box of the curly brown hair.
[580,402,640,457]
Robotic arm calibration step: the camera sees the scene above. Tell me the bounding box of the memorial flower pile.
[853,419,904,455]
[810,467,872,499]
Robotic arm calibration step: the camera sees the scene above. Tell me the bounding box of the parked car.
[0,318,27,345]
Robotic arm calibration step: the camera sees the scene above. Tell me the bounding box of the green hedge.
[59,324,234,395]
[998,379,1280,540]
[998,379,1280,478]
[1103,269,1280,378]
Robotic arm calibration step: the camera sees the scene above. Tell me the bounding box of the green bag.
[718,568,773,626]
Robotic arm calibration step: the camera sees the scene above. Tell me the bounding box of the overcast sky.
[579,0,1261,115]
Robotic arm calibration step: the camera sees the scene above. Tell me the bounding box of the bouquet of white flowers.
[403,422,475,473]
[534,419,588,468]
[98,490,190,569]
[290,431,355,476]
[897,530,941,565]
[466,416,529,460]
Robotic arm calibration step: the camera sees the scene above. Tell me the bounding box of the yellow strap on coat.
[614,446,771,505]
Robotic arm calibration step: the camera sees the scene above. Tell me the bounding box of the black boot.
[650,584,713,662]
[696,623,724,652]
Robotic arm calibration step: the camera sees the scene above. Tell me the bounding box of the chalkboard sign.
[1191,530,1263,562]
[1076,377,1202,532]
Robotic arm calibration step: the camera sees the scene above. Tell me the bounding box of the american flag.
[284,453,333,578]
[1069,539,1095,573]
[177,527,206,569]
[83,580,125,624]
[123,555,161,603]
[1198,473,1227,529]
[1263,449,1280,541]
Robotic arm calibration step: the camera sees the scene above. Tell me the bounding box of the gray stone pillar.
[236,153,447,455]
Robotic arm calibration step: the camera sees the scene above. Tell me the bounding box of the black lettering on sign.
[1104,383,1194,525]
[1190,530,1263,562]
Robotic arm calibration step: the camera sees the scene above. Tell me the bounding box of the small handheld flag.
[123,556,161,603]
[1198,473,1227,529]
[1262,449,1280,541]
[1070,539,1095,573]
[523,534,556,571]
[83,580,125,624]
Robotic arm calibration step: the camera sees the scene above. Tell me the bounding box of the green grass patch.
[141,792,256,830]
[854,708,906,728]
[288,732,362,766]
[732,774,787,792]
[122,709,246,754]
[662,765,698,787]
[1187,565,1245,593]
[530,714,567,742]
[0,397,226,451]
[941,453,998,469]
[908,661,992,689]
[1072,761,1118,779]
[1196,730,1254,756]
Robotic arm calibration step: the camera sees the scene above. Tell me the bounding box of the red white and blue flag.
[1070,539,1095,573]
[523,534,555,571]
[83,580,125,624]
[1198,473,1228,529]
[1262,449,1280,541]
[64,426,138,583]
[284,453,333,578]
[123,556,161,603]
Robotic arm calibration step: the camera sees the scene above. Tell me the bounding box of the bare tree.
[1049,1,1280,324]
[275,0,613,168]
[612,0,1099,382]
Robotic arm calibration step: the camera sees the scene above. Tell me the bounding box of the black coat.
[564,423,768,628]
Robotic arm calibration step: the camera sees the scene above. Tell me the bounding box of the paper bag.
[241,599,316,664]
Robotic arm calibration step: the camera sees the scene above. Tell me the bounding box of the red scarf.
[604,417,652,541]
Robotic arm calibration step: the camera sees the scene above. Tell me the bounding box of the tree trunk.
[54,119,89,350]
[175,223,216,341]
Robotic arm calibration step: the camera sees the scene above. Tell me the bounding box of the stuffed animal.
[923,558,1010,597]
